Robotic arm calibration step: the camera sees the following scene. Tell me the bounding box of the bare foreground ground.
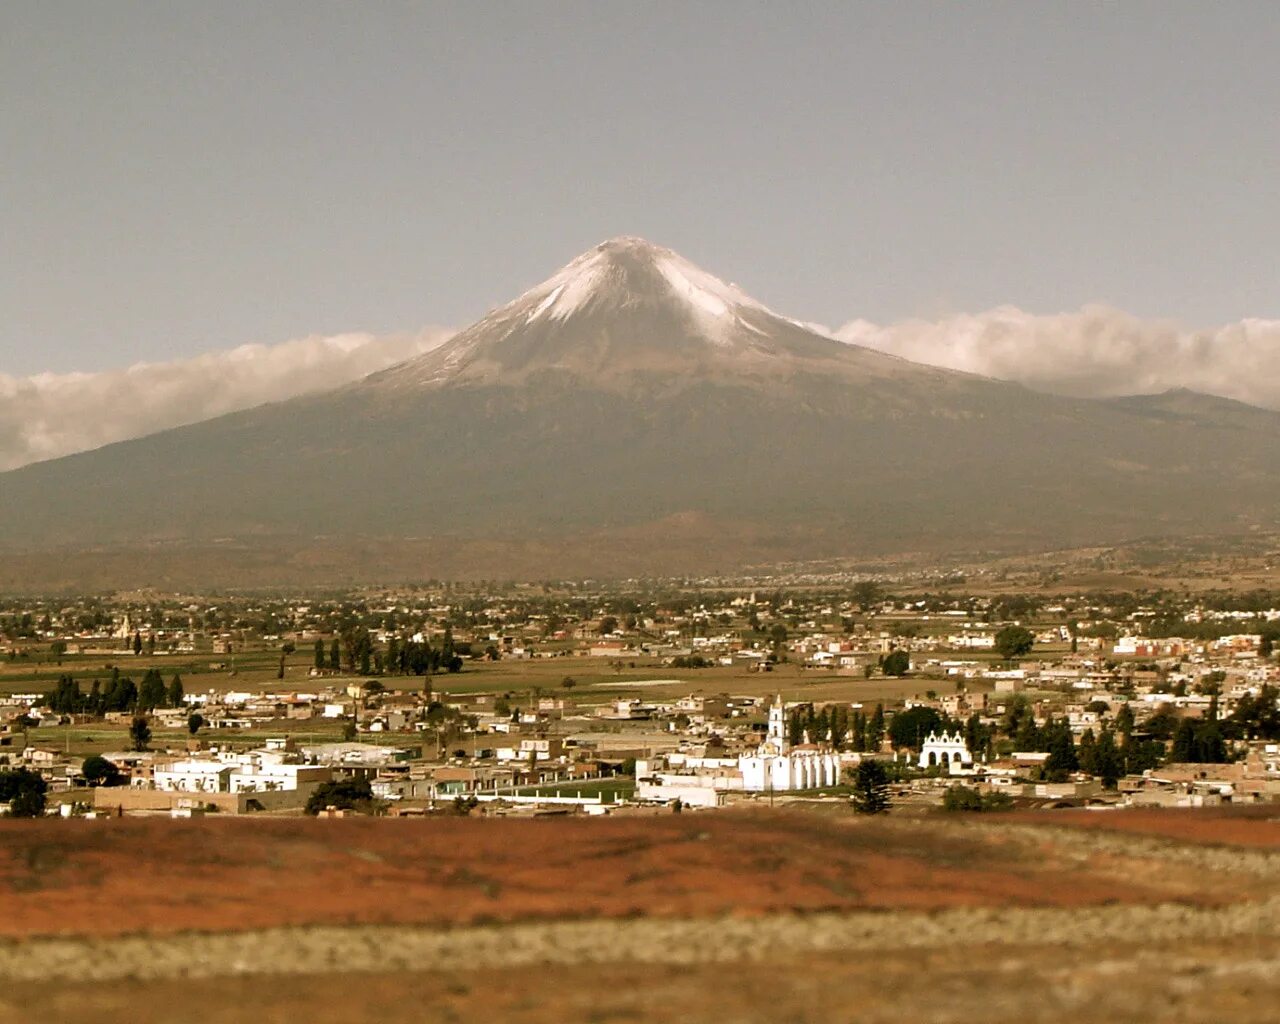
[2,807,1279,1022]
[12,938,1280,1024]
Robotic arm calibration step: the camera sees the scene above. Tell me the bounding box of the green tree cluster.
[81,754,122,787]
[880,649,910,677]
[994,625,1035,660]
[0,768,47,817]
[305,778,375,815]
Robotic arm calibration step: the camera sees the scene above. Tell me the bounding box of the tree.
[138,669,167,712]
[787,709,805,747]
[187,712,204,735]
[1144,703,1181,740]
[166,674,184,708]
[881,650,910,677]
[852,581,882,612]
[994,625,1035,661]
[129,716,152,752]
[314,638,325,670]
[1171,716,1229,764]
[1171,719,1196,762]
[888,706,944,749]
[46,675,84,715]
[329,638,341,671]
[599,616,618,635]
[341,720,358,741]
[1043,717,1078,780]
[1260,625,1280,659]
[1093,728,1124,788]
[82,754,122,787]
[866,704,885,750]
[132,630,143,656]
[305,778,374,815]
[561,675,577,689]
[851,759,891,814]
[1001,694,1034,738]
[1125,738,1164,774]
[1229,684,1280,740]
[0,768,47,817]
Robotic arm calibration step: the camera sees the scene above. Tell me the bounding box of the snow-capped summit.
[517,236,772,334]
[365,237,909,391]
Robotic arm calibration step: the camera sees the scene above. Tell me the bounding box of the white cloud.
[0,329,452,470]
[6,303,1278,472]
[836,305,1280,410]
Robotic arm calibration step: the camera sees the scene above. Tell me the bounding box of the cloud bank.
[5,304,1278,472]
[0,329,452,470]
[836,305,1280,410]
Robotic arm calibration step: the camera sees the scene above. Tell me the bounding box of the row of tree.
[45,669,184,716]
[312,630,464,676]
[788,703,888,751]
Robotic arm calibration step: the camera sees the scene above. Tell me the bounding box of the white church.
[635,696,844,806]
[739,695,843,792]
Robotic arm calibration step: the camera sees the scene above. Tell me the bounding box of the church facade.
[917,730,974,773]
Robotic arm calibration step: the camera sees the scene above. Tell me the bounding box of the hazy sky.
[4,2,1279,376]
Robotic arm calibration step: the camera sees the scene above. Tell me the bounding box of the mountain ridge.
[0,238,1278,584]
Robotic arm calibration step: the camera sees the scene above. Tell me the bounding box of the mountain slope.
[1,237,1278,582]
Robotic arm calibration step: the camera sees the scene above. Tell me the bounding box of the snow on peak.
[514,236,775,345]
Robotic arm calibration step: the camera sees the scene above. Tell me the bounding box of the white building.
[738,696,842,792]
[147,748,330,794]
[917,730,974,774]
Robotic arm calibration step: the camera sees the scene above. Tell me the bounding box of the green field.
[506,777,637,803]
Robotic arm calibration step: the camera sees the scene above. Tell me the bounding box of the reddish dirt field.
[1010,805,1280,849]
[0,809,1262,939]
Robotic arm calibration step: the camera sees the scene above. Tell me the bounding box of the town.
[4,576,1279,820]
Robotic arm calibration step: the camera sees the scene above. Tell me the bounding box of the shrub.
[942,784,1014,813]
[305,778,374,815]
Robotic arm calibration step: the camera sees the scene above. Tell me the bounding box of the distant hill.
[1,237,1278,585]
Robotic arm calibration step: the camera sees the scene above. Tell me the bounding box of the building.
[738,696,842,792]
[917,731,974,773]
[634,697,842,806]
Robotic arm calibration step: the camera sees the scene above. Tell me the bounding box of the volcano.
[1,237,1278,584]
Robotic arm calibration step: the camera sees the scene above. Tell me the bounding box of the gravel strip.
[3,896,1280,984]
[908,818,1280,877]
